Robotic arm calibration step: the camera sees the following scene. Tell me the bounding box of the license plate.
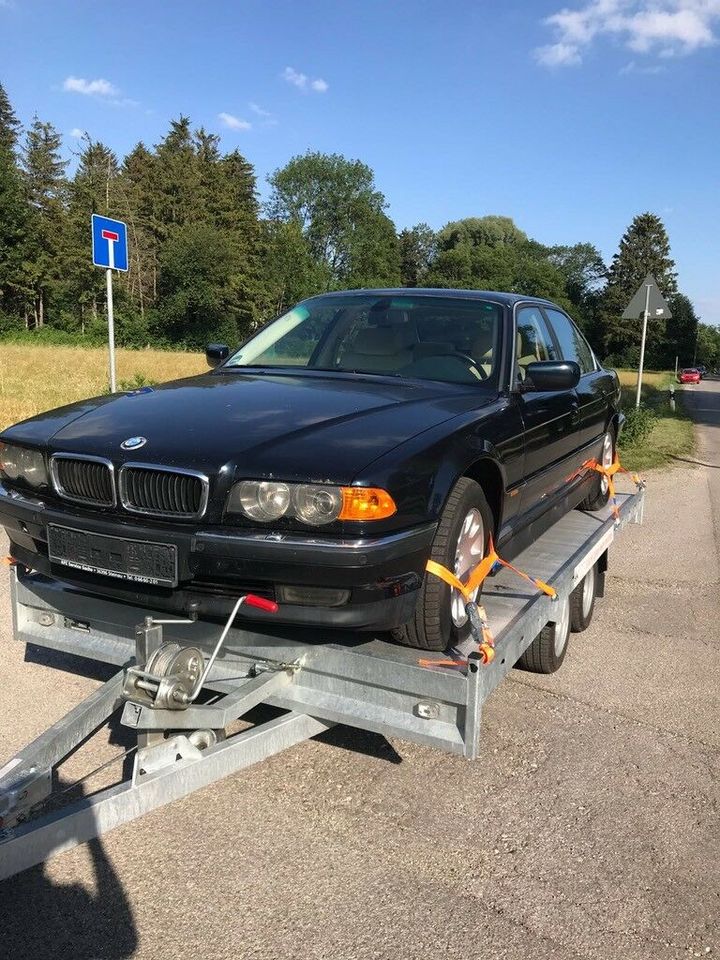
[48,525,178,588]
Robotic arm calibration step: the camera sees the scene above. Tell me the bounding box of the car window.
[515,306,558,383]
[226,294,503,386]
[545,308,595,375]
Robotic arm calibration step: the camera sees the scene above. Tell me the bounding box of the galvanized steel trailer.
[0,490,643,880]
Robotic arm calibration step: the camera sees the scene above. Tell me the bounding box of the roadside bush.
[104,372,158,395]
[619,405,658,447]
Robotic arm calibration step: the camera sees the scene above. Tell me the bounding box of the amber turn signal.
[338,487,397,521]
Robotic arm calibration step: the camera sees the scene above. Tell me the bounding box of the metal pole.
[674,355,678,377]
[635,283,651,409]
[106,267,116,394]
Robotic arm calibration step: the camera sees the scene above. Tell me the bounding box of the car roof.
[305,288,561,309]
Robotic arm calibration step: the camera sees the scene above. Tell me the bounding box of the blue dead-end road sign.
[91,214,128,271]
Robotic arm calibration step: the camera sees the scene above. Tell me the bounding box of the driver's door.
[514,305,580,519]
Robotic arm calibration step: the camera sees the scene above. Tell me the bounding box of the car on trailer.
[0,289,622,654]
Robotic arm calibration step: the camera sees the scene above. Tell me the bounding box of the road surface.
[1,380,719,960]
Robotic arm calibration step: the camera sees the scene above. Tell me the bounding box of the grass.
[615,368,695,471]
[0,344,206,432]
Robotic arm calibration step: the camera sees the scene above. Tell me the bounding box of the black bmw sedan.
[0,290,621,652]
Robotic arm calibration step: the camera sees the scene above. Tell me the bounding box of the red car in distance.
[679,368,701,384]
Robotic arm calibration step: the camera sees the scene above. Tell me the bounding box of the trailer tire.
[516,595,571,674]
[570,564,597,632]
[392,477,493,652]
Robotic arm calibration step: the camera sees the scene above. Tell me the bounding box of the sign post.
[622,274,672,409]
[91,214,128,393]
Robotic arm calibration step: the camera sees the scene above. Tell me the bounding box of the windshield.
[225,294,502,386]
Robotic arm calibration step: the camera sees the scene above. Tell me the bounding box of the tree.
[436,215,528,252]
[0,84,28,323]
[22,117,68,327]
[266,151,399,287]
[695,323,720,369]
[399,223,435,287]
[0,81,21,153]
[600,212,677,362]
[664,293,699,368]
[157,223,251,348]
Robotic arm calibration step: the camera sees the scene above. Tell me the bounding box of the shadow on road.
[1,779,138,960]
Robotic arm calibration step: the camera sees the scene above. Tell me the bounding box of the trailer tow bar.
[0,595,325,881]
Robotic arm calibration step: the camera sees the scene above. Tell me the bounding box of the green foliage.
[104,371,157,395]
[619,405,658,447]
[399,223,435,287]
[599,212,678,364]
[266,151,400,288]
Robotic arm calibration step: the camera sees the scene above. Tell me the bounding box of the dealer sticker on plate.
[48,525,178,588]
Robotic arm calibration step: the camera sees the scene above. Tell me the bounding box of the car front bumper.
[0,482,436,630]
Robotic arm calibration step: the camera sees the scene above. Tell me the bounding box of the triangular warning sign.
[622,274,672,320]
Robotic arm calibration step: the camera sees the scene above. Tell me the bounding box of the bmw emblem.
[121,436,147,451]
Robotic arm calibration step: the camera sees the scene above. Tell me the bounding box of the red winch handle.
[243,594,279,614]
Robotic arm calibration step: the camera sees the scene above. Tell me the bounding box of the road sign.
[622,275,673,409]
[91,214,128,272]
[91,214,128,395]
[622,274,671,321]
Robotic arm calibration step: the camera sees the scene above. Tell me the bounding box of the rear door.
[514,304,580,516]
[543,307,611,450]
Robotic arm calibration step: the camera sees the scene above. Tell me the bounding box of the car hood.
[2,371,497,482]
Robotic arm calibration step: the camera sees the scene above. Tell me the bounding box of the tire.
[579,426,615,511]
[570,563,597,632]
[393,477,494,652]
[516,595,571,674]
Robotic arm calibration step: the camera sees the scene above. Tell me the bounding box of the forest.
[1,80,718,368]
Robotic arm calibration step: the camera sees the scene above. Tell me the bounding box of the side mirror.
[206,343,230,368]
[525,360,581,391]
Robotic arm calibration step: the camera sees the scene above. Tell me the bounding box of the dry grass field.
[0,344,206,432]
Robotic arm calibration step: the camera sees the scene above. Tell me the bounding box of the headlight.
[294,484,343,526]
[227,481,396,525]
[229,480,291,521]
[0,443,48,488]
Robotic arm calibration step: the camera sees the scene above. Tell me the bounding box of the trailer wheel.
[516,595,571,674]
[570,563,597,632]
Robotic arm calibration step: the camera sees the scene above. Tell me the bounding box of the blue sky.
[1,0,719,323]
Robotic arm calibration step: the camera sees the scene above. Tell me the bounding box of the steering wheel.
[453,353,489,380]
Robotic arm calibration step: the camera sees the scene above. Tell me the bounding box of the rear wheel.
[579,427,614,511]
[393,477,493,652]
[516,595,571,674]
[570,563,597,632]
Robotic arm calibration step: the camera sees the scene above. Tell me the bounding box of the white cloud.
[63,76,119,97]
[535,42,583,66]
[282,66,329,92]
[535,1,720,67]
[249,102,272,118]
[69,127,85,138]
[218,112,252,131]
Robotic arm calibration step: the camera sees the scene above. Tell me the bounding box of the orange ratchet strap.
[418,538,556,670]
[588,455,644,521]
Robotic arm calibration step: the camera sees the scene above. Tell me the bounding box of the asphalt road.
[1,380,719,960]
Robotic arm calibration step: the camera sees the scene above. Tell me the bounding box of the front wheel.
[392,477,494,652]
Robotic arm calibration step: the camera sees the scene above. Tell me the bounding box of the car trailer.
[0,488,644,880]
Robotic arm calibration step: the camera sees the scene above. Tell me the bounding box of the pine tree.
[0,82,21,153]
[600,212,678,362]
[22,117,68,327]
[0,83,27,322]
[60,139,120,332]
